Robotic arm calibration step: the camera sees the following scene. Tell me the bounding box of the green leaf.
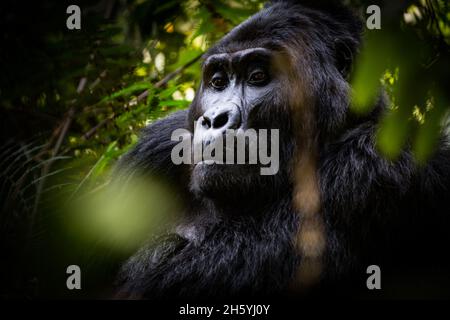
[158,85,180,100]
[376,108,411,160]
[158,100,189,107]
[101,82,151,103]
[351,32,389,114]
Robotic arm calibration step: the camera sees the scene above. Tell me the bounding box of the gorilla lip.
[170,127,280,175]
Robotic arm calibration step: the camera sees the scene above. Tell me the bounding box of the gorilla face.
[188,47,293,200]
[185,1,361,201]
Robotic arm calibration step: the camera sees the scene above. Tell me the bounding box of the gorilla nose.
[201,105,241,131]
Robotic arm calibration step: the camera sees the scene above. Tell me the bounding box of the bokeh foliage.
[351,0,450,163]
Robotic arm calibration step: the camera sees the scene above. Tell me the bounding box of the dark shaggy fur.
[115,1,450,299]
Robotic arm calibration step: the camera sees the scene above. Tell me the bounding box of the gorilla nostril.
[213,112,229,129]
[202,117,212,129]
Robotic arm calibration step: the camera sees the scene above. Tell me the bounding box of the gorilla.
[115,0,450,299]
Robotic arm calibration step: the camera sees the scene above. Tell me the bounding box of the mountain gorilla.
[115,0,450,299]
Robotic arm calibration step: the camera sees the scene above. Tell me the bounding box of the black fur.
[115,1,450,299]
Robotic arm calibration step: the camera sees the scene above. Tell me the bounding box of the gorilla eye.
[210,73,229,90]
[248,70,268,85]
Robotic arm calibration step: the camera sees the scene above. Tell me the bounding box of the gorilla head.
[187,1,361,201]
[187,45,294,200]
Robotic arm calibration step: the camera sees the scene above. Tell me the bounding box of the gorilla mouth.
[171,126,280,175]
[194,128,280,176]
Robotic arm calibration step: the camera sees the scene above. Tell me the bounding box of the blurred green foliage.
[351,0,450,163]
